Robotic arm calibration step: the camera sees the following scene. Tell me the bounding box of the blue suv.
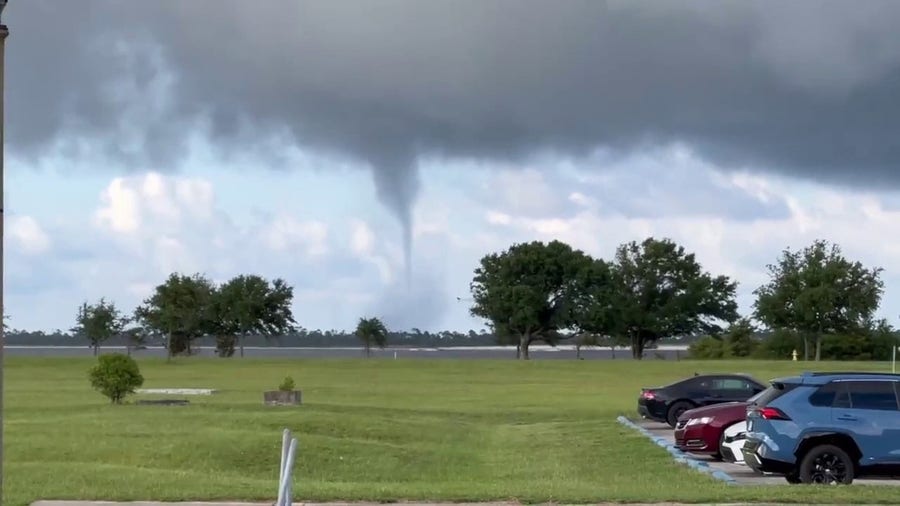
[741,371,900,484]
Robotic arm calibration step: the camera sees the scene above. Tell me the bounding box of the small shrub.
[279,376,295,391]
[215,334,236,357]
[688,335,726,359]
[88,353,144,404]
[723,319,758,357]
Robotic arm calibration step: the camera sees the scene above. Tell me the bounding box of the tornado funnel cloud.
[371,159,419,289]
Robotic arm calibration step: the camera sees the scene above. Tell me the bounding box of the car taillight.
[758,407,791,420]
[641,391,655,400]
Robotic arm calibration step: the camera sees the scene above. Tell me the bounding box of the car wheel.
[666,401,694,427]
[799,444,855,485]
[784,472,802,484]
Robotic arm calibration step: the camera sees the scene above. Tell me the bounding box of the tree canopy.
[355,316,388,356]
[133,273,217,358]
[608,237,739,359]
[72,298,128,356]
[753,239,884,361]
[469,240,595,359]
[211,274,296,356]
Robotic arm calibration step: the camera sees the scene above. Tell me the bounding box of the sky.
[6,1,900,333]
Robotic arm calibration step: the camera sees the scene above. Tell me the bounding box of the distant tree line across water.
[4,236,899,361]
[3,326,681,349]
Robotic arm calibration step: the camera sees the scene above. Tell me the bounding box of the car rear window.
[751,381,800,406]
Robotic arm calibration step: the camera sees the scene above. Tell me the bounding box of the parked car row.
[638,371,900,484]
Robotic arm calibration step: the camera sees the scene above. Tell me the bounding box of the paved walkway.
[32,502,886,506]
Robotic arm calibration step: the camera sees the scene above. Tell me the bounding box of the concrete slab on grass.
[637,420,900,486]
[136,388,217,395]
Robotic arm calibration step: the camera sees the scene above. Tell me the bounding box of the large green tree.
[570,258,619,359]
[355,316,388,357]
[212,275,296,357]
[469,240,594,359]
[133,273,217,359]
[73,298,128,356]
[610,237,739,359]
[753,239,884,361]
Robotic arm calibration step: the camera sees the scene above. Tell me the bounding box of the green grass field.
[3,356,899,505]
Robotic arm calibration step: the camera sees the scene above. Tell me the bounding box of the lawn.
[3,356,899,505]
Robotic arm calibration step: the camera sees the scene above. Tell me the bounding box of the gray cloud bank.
[8,1,900,281]
[10,0,900,180]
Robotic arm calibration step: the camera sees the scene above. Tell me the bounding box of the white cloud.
[94,178,142,233]
[349,219,375,256]
[9,215,51,254]
[260,214,329,257]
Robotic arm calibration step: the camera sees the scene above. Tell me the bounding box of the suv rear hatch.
[746,380,801,433]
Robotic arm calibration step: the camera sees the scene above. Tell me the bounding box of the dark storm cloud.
[8,1,900,226]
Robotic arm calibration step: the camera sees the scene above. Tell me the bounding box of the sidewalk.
[30,502,891,506]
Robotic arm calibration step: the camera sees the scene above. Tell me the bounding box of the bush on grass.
[688,335,726,359]
[88,353,144,404]
[279,376,295,391]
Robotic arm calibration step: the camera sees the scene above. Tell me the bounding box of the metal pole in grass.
[278,438,298,506]
[276,429,291,506]
[0,0,9,494]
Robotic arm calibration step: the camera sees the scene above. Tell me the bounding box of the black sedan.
[637,373,766,427]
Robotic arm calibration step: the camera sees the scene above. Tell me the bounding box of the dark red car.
[673,400,750,461]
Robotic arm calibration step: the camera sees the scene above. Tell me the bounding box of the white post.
[278,438,298,506]
[892,345,897,374]
[276,429,291,506]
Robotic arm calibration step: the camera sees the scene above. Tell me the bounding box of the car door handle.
[836,414,858,421]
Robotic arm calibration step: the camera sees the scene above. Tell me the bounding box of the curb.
[616,415,737,485]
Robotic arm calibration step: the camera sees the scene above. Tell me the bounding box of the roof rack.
[801,371,900,377]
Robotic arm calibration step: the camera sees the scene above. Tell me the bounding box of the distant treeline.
[4,327,685,348]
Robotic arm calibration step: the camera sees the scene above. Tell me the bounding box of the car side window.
[713,378,749,390]
[846,381,900,411]
[809,381,842,407]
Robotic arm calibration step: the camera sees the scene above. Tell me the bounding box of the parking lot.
[637,420,900,486]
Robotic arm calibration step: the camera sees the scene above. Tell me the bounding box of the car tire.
[798,444,855,485]
[784,472,801,484]
[666,401,694,428]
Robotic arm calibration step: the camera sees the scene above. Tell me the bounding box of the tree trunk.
[239,335,245,358]
[166,333,172,362]
[520,334,530,360]
[803,335,809,361]
[576,343,582,360]
[515,341,521,359]
[93,344,98,356]
[815,334,822,362]
[631,333,644,360]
